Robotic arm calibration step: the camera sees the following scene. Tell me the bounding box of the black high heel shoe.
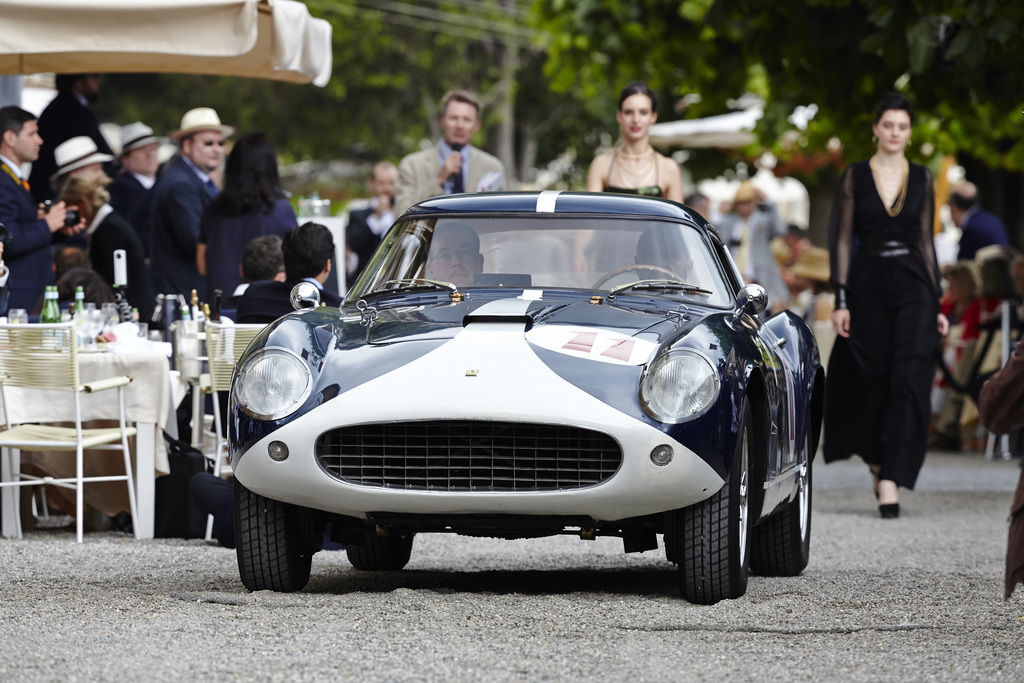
[879,503,900,519]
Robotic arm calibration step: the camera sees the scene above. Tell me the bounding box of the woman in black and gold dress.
[825,93,948,518]
[586,81,683,202]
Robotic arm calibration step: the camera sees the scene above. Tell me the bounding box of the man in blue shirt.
[949,181,1009,261]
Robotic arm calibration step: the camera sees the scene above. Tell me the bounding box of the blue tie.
[205,178,219,196]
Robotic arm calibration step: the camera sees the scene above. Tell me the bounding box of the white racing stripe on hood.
[536,190,560,213]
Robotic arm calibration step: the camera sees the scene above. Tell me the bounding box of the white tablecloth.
[0,346,181,539]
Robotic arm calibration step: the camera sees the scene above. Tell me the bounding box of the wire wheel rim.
[797,459,809,541]
[738,423,749,566]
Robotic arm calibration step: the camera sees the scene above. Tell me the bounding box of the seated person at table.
[424,222,483,287]
[223,234,286,310]
[235,222,342,323]
[634,223,694,281]
[56,267,116,308]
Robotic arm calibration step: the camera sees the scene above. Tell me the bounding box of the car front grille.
[316,420,622,491]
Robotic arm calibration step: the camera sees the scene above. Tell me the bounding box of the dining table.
[0,334,185,539]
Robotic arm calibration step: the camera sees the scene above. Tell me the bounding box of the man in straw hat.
[150,107,234,299]
[49,136,114,194]
[108,122,161,254]
[717,180,790,309]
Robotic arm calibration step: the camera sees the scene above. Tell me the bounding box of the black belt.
[858,241,910,257]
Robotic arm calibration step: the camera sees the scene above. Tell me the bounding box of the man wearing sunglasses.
[150,107,234,299]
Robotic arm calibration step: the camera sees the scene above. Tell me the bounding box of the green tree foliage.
[534,0,1024,172]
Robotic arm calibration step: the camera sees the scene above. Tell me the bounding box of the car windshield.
[349,215,733,307]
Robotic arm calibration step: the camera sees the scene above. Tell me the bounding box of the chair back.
[0,323,78,391]
[205,322,265,392]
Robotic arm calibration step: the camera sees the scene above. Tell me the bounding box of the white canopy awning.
[650,108,762,149]
[0,0,332,87]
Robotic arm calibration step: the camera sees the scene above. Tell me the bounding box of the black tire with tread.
[346,532,415,571]
[234,477,320,592]
[668,401,752,604]
[750,434,812,577]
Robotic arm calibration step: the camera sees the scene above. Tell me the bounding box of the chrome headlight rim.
[233,346,313,421]
[639,348,720,424]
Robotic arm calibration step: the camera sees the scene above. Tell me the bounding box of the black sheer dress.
[824,161,941,489]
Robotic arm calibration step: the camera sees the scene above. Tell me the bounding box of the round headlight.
[640,350,719,423]
[234,348,312,421]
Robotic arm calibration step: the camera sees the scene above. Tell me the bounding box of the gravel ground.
[1,452,1022,682]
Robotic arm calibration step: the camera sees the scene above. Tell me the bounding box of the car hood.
[360,294,680,364]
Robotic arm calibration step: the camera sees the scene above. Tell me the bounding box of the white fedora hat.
[120,122,160,154]
[169,107,235,142]
[50,136,114,182]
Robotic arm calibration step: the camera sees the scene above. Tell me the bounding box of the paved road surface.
[1,452,1022,681]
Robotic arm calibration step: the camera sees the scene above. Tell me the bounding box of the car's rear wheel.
[234,477,322,592]
[346,530,415,571]
[750,429,812,576]
[667,401,752,604]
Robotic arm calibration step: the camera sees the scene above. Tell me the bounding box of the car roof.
[403,191,707,226]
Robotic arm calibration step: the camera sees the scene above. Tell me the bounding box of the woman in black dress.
[825,93,949,518]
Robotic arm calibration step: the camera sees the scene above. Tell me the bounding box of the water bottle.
[40,286,62,350]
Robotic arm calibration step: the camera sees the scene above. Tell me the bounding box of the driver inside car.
[634,223,694,281]
[425,222,484,287]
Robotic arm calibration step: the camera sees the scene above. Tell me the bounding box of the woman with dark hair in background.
[824,92,949,518]
[196,132,297,297]
[586,81,683,202]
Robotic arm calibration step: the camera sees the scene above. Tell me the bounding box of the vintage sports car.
[230,191,824,604]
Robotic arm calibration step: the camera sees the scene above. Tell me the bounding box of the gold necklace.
[615,146,656,187]
[869,155,909,217]
[617,145,654,161]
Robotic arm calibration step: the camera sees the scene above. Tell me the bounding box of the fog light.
[650,444,673,466]
[268,440,289,461]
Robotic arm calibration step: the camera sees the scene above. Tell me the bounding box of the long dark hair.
[212,132,286,216]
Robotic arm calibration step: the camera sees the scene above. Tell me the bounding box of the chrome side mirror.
[290,282,321,311]
[733,283,768,321]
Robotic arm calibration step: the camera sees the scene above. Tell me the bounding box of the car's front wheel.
[750,428,812,576]
[234,477,323,592]
[667,401,752,604]
[346,530,415,571]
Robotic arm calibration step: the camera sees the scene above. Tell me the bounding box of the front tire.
[750,430,812,576]
[346,531,415,571]
[668,401,752,604]
[234,477,322,592]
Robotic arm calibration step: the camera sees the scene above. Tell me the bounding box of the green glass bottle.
[40,285,61,324]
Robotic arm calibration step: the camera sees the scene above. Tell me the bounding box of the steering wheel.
[592,264,681,289]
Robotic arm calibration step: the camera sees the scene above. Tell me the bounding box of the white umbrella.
[650,108,762,149]
[0,0,332,87]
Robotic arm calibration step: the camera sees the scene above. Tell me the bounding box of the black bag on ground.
[154,431,207,539]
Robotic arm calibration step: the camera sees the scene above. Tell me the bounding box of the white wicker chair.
[0,323,139,542]
[200,321,265,540]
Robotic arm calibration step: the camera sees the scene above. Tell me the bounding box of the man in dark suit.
[28,74,114,204]
[949,181,1009,261]
[236,222,342,323]
[108,122,160,255]
[150,108,233,300]
[346,161,397,286]
[0,106,83,311]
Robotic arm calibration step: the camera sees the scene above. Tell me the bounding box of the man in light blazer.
[717,181,790,310]
[395,90,507,214]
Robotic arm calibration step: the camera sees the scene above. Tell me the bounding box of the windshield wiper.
[371,278,459,295]
[610,279,713,296]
